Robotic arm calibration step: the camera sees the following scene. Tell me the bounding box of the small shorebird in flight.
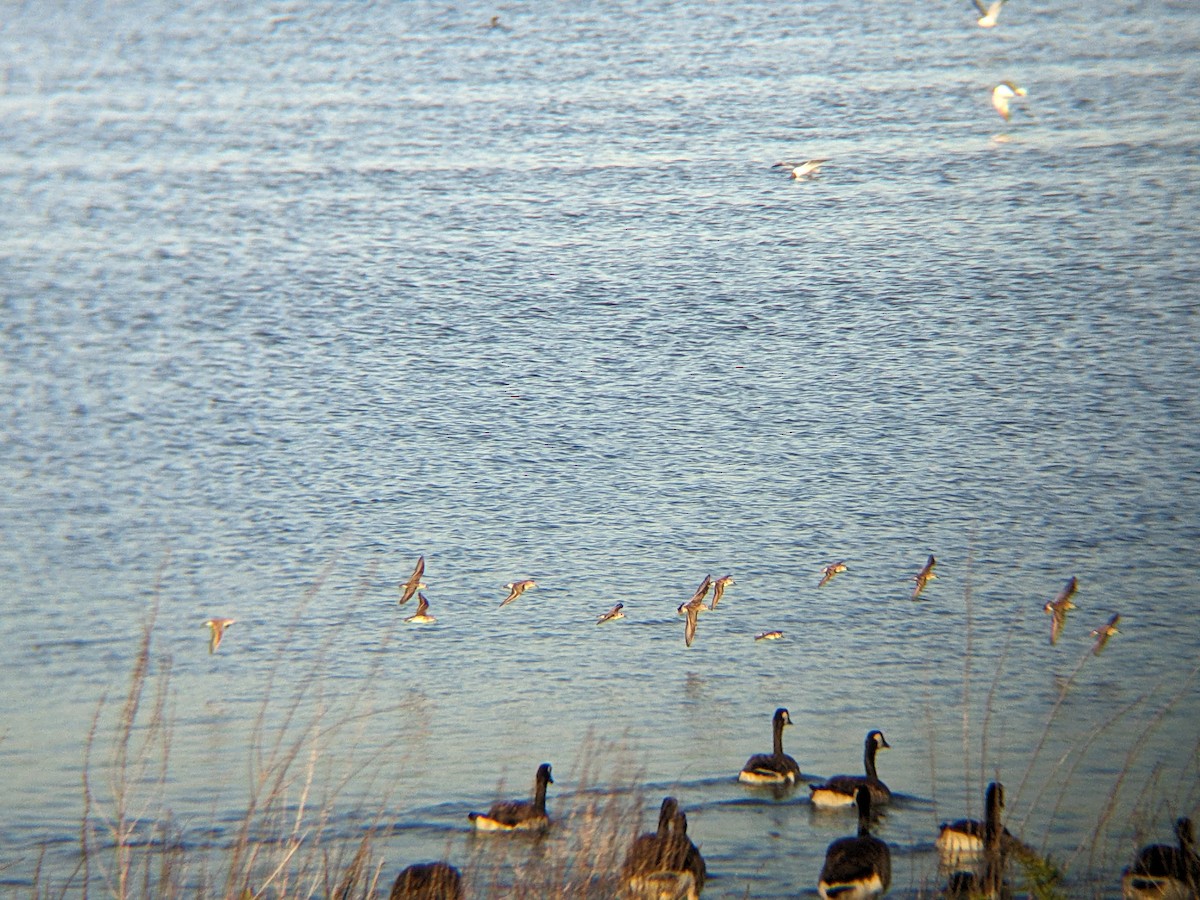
[1043,576,1078,645]
[404,592,437,624]
[772,158,830,179]
[204,617,235,654]
[911,555,938,600]
[992,81,1028,121]
[755,630,785,641]
[399,555,426,606]
[677,574,712,616]
[596,602,625,624]
[500,579,537,607]
[973,0,1006,28]
[678,576,711,647]
[819,561,848,588]
[710,574,735,609]
[1090,613,1120,655]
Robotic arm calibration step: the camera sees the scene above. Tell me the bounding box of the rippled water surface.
[2,1,1199,896]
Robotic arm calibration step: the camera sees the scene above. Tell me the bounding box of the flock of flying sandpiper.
[217,545,1133,900]
[205,7,1180,895]
[202,552,1119,659]
[198,516,1133,899]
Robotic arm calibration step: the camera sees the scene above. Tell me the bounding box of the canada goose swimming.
[810,730,892,808]
[773,158,829,179]
[755,630,785,641]
[710,574,735,609]
[499,579,537,608]
[389,861,464,900]
[973,0,1006,28]
[621,796,678,866]
[621,797,692,899]
[1121,817,1200,899]
[911,555,938,600]
[739,707,803,785]
[203,617,235,654]
[597,602,626,624]
[1043,577,1077,645]
[469,762,553,831]
[620,805,706,900]
[1090,613,1120,655]
[992,82,1027,121]
[819,561,848,588]
[404,592,437,624]
[399,555,427,606]
[818,785,892,899]
[937,782,1010,888]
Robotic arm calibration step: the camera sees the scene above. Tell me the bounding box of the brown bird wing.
[688,575,712,608]
[1049,605,1066,645]
[484,799,539,826]
[684,605,699,647]
[1091,614,1120,654]
[399,555,425,605]
[499,582,526,607]
[1054,576,1077,606]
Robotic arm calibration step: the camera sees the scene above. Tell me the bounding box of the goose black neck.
[855,788,873,837]
[864,738,880,781]
[984,783,1004,848]
[1177,818,1196,855]
[656,798,678,837]
[672,811,689,837]
[533,769,551,812]
[983,783,1006,891]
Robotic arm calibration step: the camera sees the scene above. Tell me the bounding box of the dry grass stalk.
[66,557,409,899]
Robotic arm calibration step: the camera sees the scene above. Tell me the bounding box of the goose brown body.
[389,862,463,900]
[1121,818,1200,899]
[620,799,706,900]
[938,782,1010,896]
[818,785,891,899]
[738,708,802,785]
[810,730,892,808]
[468,763,553,832]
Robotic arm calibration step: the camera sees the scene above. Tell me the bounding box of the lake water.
[2,1,1198,896]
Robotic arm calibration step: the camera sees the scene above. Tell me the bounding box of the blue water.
[2,1,1198,896]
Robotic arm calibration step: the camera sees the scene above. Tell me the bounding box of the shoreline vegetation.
[9,565,1199,899]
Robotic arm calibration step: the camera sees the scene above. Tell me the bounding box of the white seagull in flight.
[772,158,830,180]
[973,0,1006,28]
[992,81,1028,121]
